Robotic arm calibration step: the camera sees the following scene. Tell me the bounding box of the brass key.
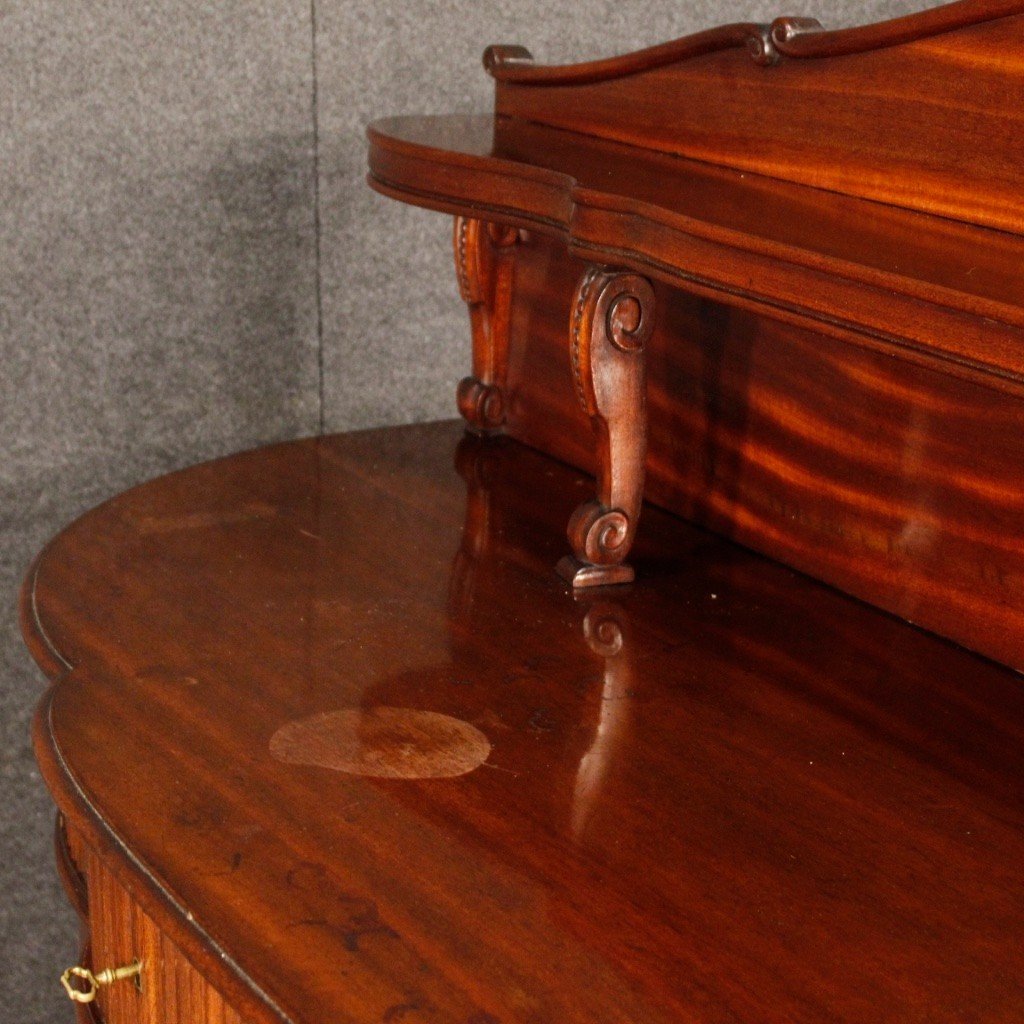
[61,960,142,1003]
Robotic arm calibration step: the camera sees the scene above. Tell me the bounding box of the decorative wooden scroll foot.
[557,267,655,588]
[453,216,519,434]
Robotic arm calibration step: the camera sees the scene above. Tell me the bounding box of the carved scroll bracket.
[558,266,655,588]
[453,216,519,435]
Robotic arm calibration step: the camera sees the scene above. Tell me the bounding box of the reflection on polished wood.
[24,423,1024,1024]
[368,0,1024,666]
[26,3,1024,1020]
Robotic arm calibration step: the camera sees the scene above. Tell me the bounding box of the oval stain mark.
[270,707,491,779]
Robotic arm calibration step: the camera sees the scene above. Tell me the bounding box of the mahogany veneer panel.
[24,422,1024,1024]
[494,4,1024,234]
[368,109,1024,670]
[368,114,1024,390]
[372,114,1024,326]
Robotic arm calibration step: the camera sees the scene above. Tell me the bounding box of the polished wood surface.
[26,5,1024,1020]
[24,423,1024,1023]
[368,126,1024,666]
[60,825,244,1024]
[483,0,1024,79]
[367,1,1024,666]
[490,0,1024,234]
[453,216,518,434]
[368,115,1024,391]
[500,231,1024,672]
[557,266,654,587]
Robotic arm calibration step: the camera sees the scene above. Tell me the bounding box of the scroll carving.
[557,266,655,588]
[453,216,519,434]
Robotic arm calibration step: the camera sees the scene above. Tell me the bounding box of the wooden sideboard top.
[23,422,1024,1024]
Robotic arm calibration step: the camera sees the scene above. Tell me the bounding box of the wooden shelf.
[369,113,1024,395]
[25,422,1024,1024]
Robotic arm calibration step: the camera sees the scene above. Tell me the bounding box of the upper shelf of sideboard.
[368,113,1024,395]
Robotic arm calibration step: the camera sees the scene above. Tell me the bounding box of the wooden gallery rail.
[21,3,1024,1024]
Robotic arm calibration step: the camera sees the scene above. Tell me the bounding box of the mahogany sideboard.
[23,2,1024,1022]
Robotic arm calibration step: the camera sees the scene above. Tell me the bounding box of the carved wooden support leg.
[453,216,519,434]
[557,266,655,588]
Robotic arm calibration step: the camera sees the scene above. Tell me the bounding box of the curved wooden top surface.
[368,114,1024,396]
[23,422,1024,1024]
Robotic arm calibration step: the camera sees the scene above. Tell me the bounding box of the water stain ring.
[270,706,491,779]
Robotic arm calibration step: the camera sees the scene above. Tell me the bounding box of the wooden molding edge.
[19,548,74,682]
[484,0,1024,84]
[366,123,1024,399]
[54,814,90,921]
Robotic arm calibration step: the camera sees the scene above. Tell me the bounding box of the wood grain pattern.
[492,3,1024,234]
[484,0,1024,80]
[26,6,1024,1022]
[369,110,1024,665]
[23,422,1024,1024]
[368,114,1024,394]
[365,2,1024,667]
[55,820,244,1024]
[502,231,1024,670]
[88,843,244,1024]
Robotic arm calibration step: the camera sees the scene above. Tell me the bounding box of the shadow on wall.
[2,131,320,533]
[195,132,318,436]
[140,130,319,462]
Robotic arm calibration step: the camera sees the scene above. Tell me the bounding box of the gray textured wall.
[1,1,927,1020]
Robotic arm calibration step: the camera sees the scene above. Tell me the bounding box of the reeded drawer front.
[59,822,244,1024]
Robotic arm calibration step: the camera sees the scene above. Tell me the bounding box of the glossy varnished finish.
[453,216,519,434]
[64,829,245,1024]
[368,145,1024,667]
[367,115,1024,391]
[24,423,1024,1023]
[497,232,1024,671]
[482,0,1024,81]
[557,266,654,587]
[490,1,1024,235]
[366,1,1024,668]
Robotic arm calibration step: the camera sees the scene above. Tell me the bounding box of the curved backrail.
[485,0,1024,84]
[484,23,785,85]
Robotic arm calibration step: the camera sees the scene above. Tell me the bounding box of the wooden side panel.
[504,231,1024,670]
[497,12,1024,235]
[68,827,244,1024]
